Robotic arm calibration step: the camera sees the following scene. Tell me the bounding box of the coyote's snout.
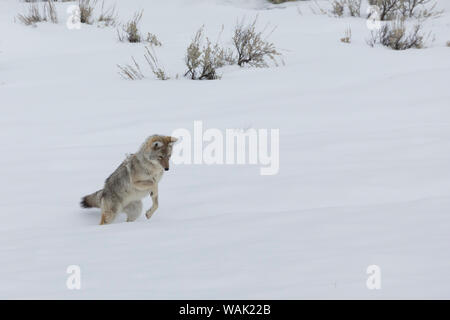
[80,135,178,225]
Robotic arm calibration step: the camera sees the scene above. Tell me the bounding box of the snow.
[0,0,450,299]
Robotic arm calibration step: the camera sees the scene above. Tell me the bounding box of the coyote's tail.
[80,189,103,209]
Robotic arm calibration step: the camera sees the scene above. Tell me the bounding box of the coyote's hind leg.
[100,210,117,225]
[99,199,119,225]
[124,201,143,222]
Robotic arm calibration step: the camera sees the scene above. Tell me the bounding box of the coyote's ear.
[169,136,178,144]
[152,140,163,149]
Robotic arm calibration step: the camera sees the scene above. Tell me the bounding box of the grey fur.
[81,135,177,225]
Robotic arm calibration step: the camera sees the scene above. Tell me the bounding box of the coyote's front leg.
[145,184,158,219]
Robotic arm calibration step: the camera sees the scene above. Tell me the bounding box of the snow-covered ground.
[0,0,449,299]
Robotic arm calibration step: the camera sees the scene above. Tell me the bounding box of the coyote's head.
[141,135,178,171]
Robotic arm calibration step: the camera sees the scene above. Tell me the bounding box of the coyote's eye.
[158,156,163,160]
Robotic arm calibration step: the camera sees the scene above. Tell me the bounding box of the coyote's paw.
[145,207,156,219]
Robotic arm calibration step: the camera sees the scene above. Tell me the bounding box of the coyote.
[80,135,178,225]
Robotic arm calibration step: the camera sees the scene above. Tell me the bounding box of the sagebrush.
[367,20,429,50]
[368,0,441,20]
[117,57,144,80]
[97,1,118,27]
[144,47,169,80]
[232,17,281,67]
[340,27,352,43]
[184,27,230,80]
[118,10,143,43]
[79,0,96,24]
[17,1,58,26]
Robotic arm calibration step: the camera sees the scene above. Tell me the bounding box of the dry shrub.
[118,10,143,43]
[146,33,162,46]
[368,0,442,21]
[397,0,442,19]
[79,0,96,24]
[118,48,169,81]
[340,27,352,43]
[17,1,58,26]
[17,3,45,25]
[232,17,281,67]
[368,0,401,21]
[45,0,58,23]
[367,20,429,50]
[184,27,232,80]
[309,0,328,15]
[331,0,361,17]
[183,18,281,80]
[97,1,118,27]
[117,57,144,80]
[331,0,345,17]
[144,47,169,80]
[117,11,162,45]
[347,0,362,17]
